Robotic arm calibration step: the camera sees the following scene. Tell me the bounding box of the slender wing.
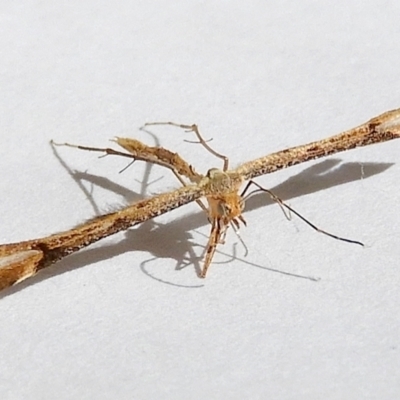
[235,108,400,181]
[0,183,206,291]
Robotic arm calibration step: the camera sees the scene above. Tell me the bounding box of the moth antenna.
[229,220,249,257]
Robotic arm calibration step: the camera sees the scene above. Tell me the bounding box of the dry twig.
[1,108,400,291]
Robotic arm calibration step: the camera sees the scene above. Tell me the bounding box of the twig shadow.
[245,159,393,211]
[0,142,394,297]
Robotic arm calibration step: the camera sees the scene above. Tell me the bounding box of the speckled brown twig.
[1,108,400,290]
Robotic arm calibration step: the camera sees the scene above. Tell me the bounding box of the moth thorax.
[206,168,243,194]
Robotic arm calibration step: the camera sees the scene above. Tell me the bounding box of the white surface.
[1,1,400,399]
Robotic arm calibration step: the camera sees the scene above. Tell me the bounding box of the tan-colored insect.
[1,108,400,291]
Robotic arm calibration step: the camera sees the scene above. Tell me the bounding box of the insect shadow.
[1,136,393,297]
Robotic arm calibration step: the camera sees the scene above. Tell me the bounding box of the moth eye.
[206,168,218,178]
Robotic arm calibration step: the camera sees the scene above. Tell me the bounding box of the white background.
[1,1,400,399]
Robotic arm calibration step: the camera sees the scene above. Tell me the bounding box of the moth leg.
[199,218,224,278]
[51,140,208,212]
[243,180,364,246]
[143,121,229,171]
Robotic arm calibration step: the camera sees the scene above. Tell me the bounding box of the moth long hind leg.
[115,137,203,184]
[51,139,208,213]
[52,140,195,186]
[114,137,209,212]
[143,121,229,171]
